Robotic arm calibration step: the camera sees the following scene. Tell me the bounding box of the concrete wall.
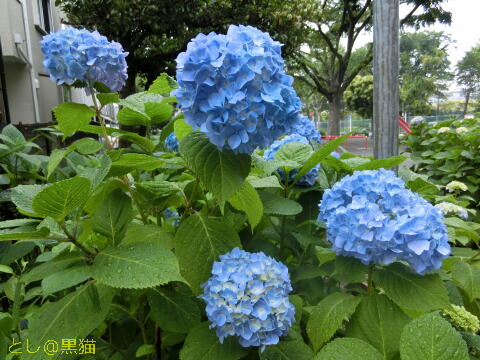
[0,0,77,126]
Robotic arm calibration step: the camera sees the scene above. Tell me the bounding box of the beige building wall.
[0,0,87,126]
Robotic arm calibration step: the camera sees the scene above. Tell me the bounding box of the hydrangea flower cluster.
[446,181,468,193]
[330,151,341,159]
[437,127,450,134]
[172,25,302,154]
[200,248,295,349]
[264,134,318,186]
[442,305,480,333]
[291,114,322,143]
[41,28,128,92]
[165,133,179,152]
[456,127,468,135]
[435,202,468,219]
[319,169,451,274]
[410,116,425,126]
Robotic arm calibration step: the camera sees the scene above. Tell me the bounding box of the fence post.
[373,0,400,159]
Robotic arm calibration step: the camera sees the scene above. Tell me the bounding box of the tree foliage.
[294,0,451,134]
[55,0,317,95]
[344,75,374,119]
[400,31,453,115]
[456,44,480,114]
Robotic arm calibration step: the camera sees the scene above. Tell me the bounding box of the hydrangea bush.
[0,26,478,360]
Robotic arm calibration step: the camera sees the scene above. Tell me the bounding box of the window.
[35,0,52,34]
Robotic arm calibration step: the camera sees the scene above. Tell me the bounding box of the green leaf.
[118,92,170,126]
[21,252,85,284]
[333,256,368,283]
[0,265,13,274]
[295,132,351,182]
[306,292,361,351]
[41,265,91,295]
[248,175,283,189]
[93,189,133,245]
[47,148,69,178]
[148,287,201,333]
[373,263,450,315]
[399,312,469,360]
[148,73,178,95]
[53,102,95,137]
[92,241,183,289]
[174,117,193,140]
[21,282,114,360]
[1,124,25,143]
[136,344,155,358]
[315,246,336,265]
[79,153,112,189]
[123,224,174,248]
[353,156,407,171]
[228,181,263,229]
[110,153,164,176]
[10,184,45,214]
[315,338,383,360]
[0,227,49,241]
[71,137,104,154]
[145,102,174,124]
[259,191,302,215]
[443,217,480,242]
[451,262,480,302]
[174,213,241,293]
[97,92,119,106]
[179,132,251,208]
[0,219,38,229]
[260,339,314,360]
[346,294,410,359]
[179,322,247,360]
[32,177,91,220]
[80,124,155,152]
[274,142,312,164]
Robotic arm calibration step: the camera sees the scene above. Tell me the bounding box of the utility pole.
[373,0,399,159]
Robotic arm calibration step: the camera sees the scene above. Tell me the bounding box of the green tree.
[456,44,480,114]
[56,0,317,96]
[295,0,451,135]
[400,31,453,116]
[344,75,374,119]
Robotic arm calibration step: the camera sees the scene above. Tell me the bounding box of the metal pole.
[373,0,400,159]
[0,36,11,125]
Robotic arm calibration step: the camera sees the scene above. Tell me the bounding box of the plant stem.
[58,221,95,255]
[88,81,112,149]
[367,266,374,295]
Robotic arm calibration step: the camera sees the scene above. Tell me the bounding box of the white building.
[0,0,89,126]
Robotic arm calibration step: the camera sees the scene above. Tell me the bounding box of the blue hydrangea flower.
[172,25,302,154]
[41,28,128,92]
[163,208,179,226]
[330,151,340,159]
[165,133,179,152]
[264,134,318,187]
[200,248,295,349]
[319,169,451,274]
[292,114,322,143]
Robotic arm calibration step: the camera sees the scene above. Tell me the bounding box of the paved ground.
[337,137,373,157]
[334,136,413,167]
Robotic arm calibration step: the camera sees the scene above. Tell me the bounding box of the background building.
[0,0,89,127]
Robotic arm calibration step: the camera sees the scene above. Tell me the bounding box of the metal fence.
[316,113,463,133]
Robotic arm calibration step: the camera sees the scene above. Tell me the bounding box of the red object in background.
[309,112,314,117]
[398,116,411,134]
